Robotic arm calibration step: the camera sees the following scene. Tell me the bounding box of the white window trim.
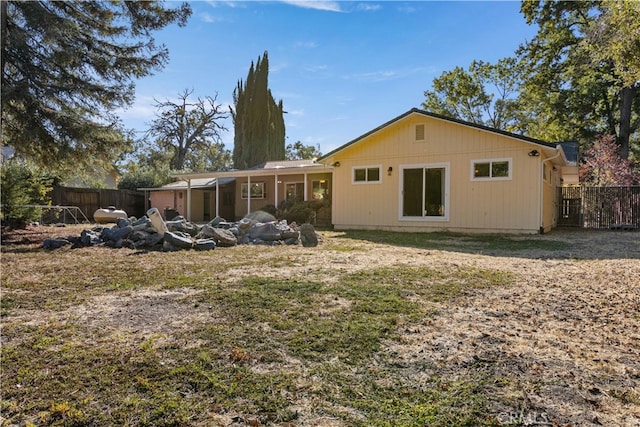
[398,162,450,222]
[352,164,382,184]
[470,158,512,181]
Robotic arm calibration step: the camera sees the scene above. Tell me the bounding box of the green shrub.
[277,198,330,224]
[1,160,53,227]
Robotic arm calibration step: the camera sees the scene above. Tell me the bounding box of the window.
[241,182,265,199]
[415,124,425,141]
[471,158,512,181]
[400,163,449,221]
[353,166,381,183]
[285,182,304,200]
[312,179,329,199]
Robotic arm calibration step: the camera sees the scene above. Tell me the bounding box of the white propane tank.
[147,207,168,236]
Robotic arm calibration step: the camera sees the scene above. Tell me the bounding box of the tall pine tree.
[1,1,191,169]
[231,52,285,169]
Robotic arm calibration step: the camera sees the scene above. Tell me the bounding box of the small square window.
[416,124,425,141]
[353,166,381,183]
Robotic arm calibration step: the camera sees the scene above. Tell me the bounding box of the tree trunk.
[618,85,636,160]
[1,1,8,86]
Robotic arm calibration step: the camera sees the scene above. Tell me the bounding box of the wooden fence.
[49,186,146,223]
[558,186,640,229]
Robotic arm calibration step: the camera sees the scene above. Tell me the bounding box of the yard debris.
[42,211,319,251]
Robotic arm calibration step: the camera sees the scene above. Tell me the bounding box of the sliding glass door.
[401,163,449,220]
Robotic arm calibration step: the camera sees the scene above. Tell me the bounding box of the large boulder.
[197,225,237,247]
[43,237,71,249]
[166,218,200,237]
[194,238,216,251]
[299,224,318,247]
[101,225,133,242]
[248,222,282,241]
[163,231,194,250]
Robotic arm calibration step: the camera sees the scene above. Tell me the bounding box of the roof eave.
[172,165,334,180]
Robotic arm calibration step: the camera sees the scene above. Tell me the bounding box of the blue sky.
[119,1,538,156]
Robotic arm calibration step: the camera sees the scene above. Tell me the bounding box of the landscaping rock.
[196,225,237,247]
[45,210,320,252]
[299,223,318,247]
[80,229,102,246]
[248,222,282,241]
[163,231,194,250]
[194,239,216,251]
[43,237,71,249]
[166,217,200,237]
[102,225,133,242]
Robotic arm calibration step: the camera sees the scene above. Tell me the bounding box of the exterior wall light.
[387,166,393,176]
[528,150,540,157]
[332,161,340,167]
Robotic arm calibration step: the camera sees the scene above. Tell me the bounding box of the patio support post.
[187,179,192,221]
[304,172,308,201]
[274,174,279,208]
[215,178,220,218]
[247,175,251,216]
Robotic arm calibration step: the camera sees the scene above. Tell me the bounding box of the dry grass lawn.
[1,225,639,426]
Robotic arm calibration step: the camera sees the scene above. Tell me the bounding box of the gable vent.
[415,124,425,141]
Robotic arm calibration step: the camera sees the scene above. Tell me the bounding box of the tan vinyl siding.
[326,114,549,233]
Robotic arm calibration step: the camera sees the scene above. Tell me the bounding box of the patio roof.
[171,159,333,180]
[138,177,235,192]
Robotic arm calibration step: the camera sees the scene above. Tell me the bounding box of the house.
[319,108,568,234]
[139,177,236,221]
[167,160,333,222]
[167,108,569,234]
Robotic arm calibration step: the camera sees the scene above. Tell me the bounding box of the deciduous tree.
[285,141,322,161]
[579,135,639,186]
[422,58,522,131]
[145,89,230,171]
[518,0,640,159]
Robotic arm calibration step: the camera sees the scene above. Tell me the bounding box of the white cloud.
[200,12,222,23]
[117,95,157,120]
[270,61,289,73]
[356,3,381,12]
[303,64,329,73]
[205,1,247,9]
[294,41,319,49]
[397,5,417,14]
[345,70,400,82]
[344,66,438,83]
[280,1,343,12]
